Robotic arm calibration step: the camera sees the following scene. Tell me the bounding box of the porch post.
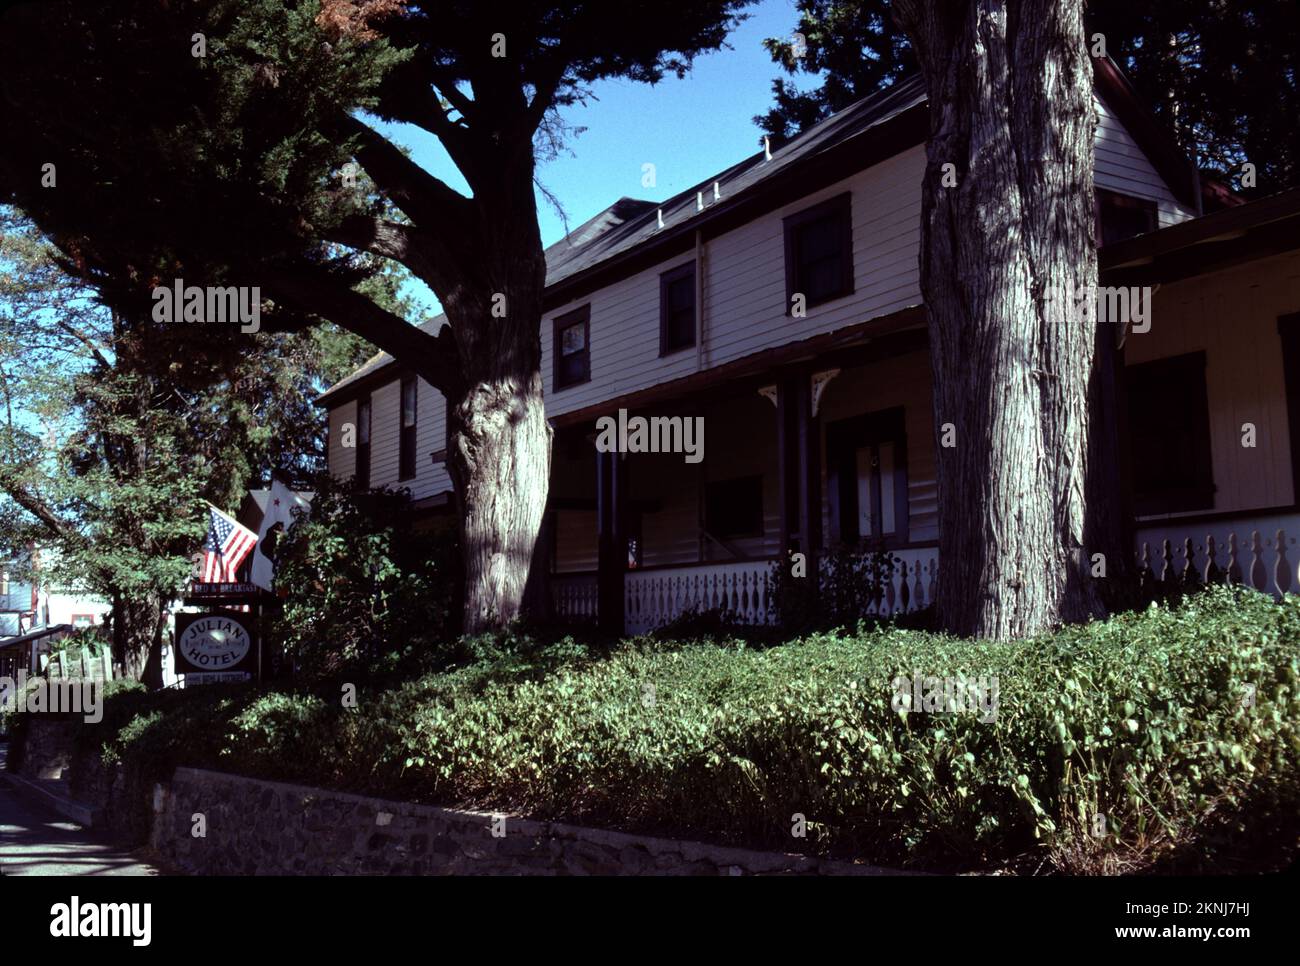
[777,374,822,569]
[596,448,627,634]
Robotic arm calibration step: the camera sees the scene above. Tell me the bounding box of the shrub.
[768,544,909,633]
[61,586,1300,872]
[270,474,461,679]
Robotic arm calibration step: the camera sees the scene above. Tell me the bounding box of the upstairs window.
[355,396,372,490]
[1125,352,1214,515]
[784,193,854,312]
[659,263,696,355]
[399,377,418,481]
[1096,189,1157,246]
[554,306,591,389]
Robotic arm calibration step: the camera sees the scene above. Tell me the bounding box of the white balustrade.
[551,573,599,622]
[624,560,775,635]
[1134,513,1300,597]
[844,546,940,618]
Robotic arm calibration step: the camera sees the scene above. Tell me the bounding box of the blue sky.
[377,0,820,315]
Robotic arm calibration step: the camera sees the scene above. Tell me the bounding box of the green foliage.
[271,475,460,678]
[67,586,1300,872]
[759,1,1300,194]
[767,544,906,633]
[754,0,914,143]
[0,206,391,678]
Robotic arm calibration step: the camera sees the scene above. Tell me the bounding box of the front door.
[826,407,909,548]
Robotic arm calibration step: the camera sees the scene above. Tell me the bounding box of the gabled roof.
[319,61,1198,407]
[542,75,927,291]
[318,75,927,406]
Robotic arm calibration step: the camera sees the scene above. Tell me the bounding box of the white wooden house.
[318,59,1300,634]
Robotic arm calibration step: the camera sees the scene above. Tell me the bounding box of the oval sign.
[179,615,251,669]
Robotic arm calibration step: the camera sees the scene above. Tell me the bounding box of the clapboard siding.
[1125,250,1300,516]
[638,457,701,567]
[554,510,597,573]
[366,381,401,489]
[408,379,453,501]
[327,400,356,481]
[1095,97,1197,228]
[542,145,928,420]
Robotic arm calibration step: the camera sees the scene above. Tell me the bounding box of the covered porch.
[541,317,942,633]
[537,191,1300,635]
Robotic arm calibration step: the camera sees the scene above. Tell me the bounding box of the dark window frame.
[1095,188,1158,246]
[553,305,592,390]
[704,475,765,541]
[783,192,854,314]
[399,376,418,481]
[1276,312,1300,499]
[1125,351,1215,515]
[355,395,372,491]
[826,407,910,549]
[659,262,696,357]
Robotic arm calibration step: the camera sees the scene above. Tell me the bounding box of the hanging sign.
[174,611,257,681]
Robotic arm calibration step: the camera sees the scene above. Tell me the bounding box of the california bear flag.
[250,477,311,592]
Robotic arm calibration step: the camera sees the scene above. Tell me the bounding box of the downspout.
[695,228,706,562]
[695,228,705,372]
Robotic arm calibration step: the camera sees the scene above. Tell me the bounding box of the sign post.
[178,582,280,685]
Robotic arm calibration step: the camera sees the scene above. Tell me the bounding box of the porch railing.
[624,559,773,635]
[551,572,598,623]
[1134,511,1300,597]
[552,513,1300,636]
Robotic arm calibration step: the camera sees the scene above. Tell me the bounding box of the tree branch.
[322,216,440,280]
[0,472,75,541]
[336,112,475,228]
[263,265,459,394]
[53,318,112,370]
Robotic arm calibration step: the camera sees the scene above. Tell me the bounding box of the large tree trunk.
[895,0,1124,639]
[111,590,167,688]
[445,365,552,634]
[440,154,553,635]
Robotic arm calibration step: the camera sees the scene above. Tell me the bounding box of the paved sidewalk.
[0,742,160,876]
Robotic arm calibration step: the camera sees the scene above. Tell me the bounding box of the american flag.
[202,505,257,582]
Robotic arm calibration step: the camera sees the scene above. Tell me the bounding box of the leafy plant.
[270,474,461,679]
[55,585,1300,873]
[768,543,907,632]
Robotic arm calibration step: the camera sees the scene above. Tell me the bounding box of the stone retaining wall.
[12,714,78,780]
[12,715,903,875]
[152,767,898,876]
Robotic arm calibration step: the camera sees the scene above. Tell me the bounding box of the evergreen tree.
[0,208,379,681]
[0,0,754,632]
[757,0,1300,194]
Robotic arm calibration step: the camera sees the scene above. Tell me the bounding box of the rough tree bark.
[111,590,167,688]
[442,258,552,633]
[893,0,1125,639]
[425,146,553,635]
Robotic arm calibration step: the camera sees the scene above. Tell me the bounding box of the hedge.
[44,586,1300,872]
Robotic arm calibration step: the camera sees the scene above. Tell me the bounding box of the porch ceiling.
[549,306,926,430]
